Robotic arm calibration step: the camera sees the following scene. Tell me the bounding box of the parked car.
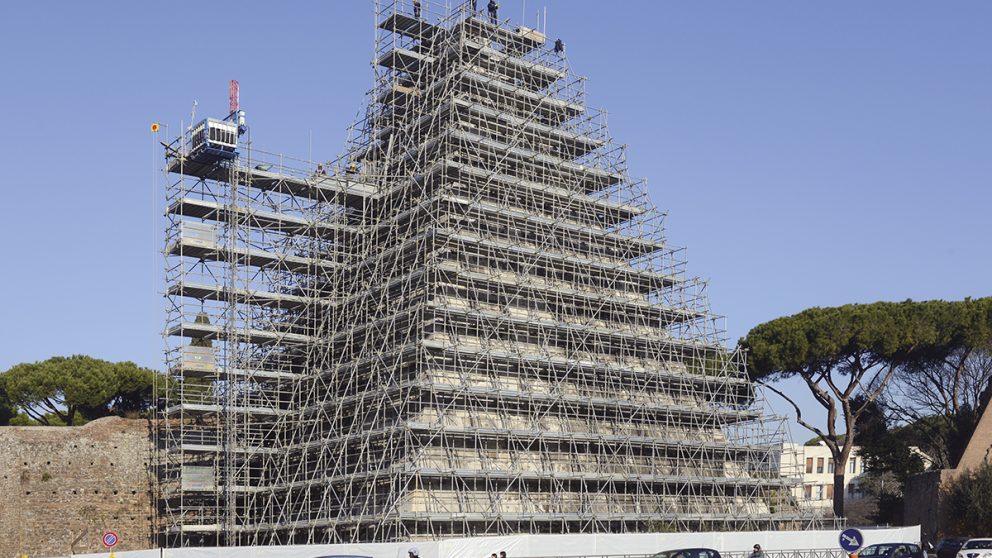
[652,549,721,558]
[859,543,924,558]
[957,539,992,558]
[936,538,970,558]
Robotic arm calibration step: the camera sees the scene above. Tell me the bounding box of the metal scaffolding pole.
[155,0,832,547]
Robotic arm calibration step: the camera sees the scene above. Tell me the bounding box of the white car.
[956,539,992,558]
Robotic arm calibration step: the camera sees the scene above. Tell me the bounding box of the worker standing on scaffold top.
[488,0,499,24]
[554,38,565,54]
[413,0,421,19]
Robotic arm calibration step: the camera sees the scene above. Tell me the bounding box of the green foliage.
[743,299,991,383]
[0,355,160,426]
[739,297,992,517]
[946,460,992,535]
[912,410,981,469]
[874,492,905,525]
[889,345,992,469]
[853,395,924,525]
[8,413,35,426]
[0,375,16,426]
[805,434,846,446]
[856,396,926,483]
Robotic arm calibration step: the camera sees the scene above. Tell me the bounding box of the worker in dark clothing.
[470,0,478,12]
[554,38,564,54]
[413,0,422,19]
[488,0,499,24]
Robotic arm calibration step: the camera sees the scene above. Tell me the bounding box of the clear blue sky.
[0,1,989,437]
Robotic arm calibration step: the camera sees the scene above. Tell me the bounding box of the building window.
[806,457,813,474]
[849,458,858,474]
[826,484,834,498]
[827,458,834,474]
[815,485,824,499]
[804,485,812,500]
[817,457,824,474]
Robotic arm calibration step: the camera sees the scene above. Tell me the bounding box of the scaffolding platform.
[158,1,820,546]
[457,17,546,56]
[163,403,288,417]
[462,39,565,89]
[166,238,339,274]
[166,322,317,346]
[377,47,436,74]
[379,12,441,41]
[167,281,318,311]
[167,198,352,240]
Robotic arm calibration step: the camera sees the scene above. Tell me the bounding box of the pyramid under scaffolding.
[157,0,821,546]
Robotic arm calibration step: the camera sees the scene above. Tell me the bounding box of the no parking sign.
[102,531,119,548]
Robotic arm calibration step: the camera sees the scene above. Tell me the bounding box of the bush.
[945,460,992,534]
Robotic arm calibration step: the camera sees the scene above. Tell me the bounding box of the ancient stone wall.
[903,470,955,543]
[0,417,153,557]
[956,398,992,471]
[904,399,992,541]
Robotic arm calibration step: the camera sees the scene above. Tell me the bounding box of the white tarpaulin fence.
[64,526,920,558]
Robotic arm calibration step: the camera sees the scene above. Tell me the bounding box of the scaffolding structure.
[157,0,823,547]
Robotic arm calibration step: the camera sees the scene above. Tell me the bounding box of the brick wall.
[0,417,154,557]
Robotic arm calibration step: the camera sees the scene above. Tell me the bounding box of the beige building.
[781,442,868,510]
[783,442,933,514]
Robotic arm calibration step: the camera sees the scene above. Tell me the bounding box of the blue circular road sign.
[102,531,119,548]
[839,528,863,553]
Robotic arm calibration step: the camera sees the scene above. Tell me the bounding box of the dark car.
[652,548,721,558]
[937,538,970,558]
[859,544,924,558]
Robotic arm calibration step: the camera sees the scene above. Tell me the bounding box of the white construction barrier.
[63,526,921,558]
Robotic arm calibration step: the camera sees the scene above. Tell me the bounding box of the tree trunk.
[833,471,846,517]
[832,443,856,517]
